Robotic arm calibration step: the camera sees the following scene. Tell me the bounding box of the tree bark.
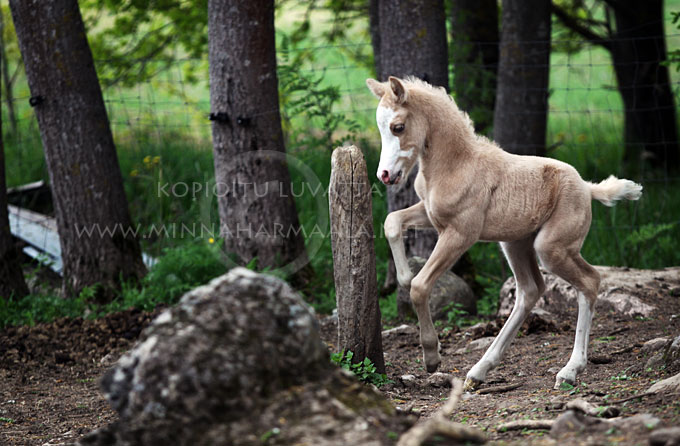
[0,10,18,136]
[610,0,679,172]
[493,0,551,156]
[329,145,384,373]
[0,46,28,300]
[10,0,145,300]
[374,0,449,318]
[368,0,381,78]
[208,0,311,284]
[450,0,499,134]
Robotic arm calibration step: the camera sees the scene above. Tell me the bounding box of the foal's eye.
[392,123,405,134]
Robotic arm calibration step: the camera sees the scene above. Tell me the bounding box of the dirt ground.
[1,278,679,446]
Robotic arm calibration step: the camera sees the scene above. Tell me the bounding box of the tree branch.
[551,3,612,51]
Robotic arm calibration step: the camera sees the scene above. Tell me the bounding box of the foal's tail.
[587,175,643,207]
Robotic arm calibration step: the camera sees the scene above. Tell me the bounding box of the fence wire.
[4,32,680,268]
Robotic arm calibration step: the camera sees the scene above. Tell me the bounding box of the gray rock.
[550,410,607,437]
[400,374,417,387]
[647,353,667,370]
[408,257,476,320]
[550,410,660,439]
[499,266,679,318]
[642,338,671,355]
[666,335,680,373]
[649,426,680,446]
[79,268,403,446]
[648,372,680,394]
[426,372,454,388]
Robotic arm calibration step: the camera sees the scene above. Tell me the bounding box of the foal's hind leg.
[465,237,545,391]
[535,227,601,389]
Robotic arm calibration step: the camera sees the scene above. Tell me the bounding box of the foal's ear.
[388,76,408,104]
[366,78,386,98]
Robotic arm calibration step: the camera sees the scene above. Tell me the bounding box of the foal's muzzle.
[380,169,402,185]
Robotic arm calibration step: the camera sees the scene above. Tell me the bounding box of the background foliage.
[2,0,679,328]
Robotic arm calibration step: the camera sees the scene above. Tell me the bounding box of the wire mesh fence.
[4,30,680,270]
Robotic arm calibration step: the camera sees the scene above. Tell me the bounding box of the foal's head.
[366,76,426,186]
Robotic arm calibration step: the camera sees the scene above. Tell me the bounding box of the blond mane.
[401,77,477,137]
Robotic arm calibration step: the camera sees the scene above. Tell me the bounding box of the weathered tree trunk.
[208,0,311,285]
[329,146,385,373]
[377,0,449,89]
[493,0,551,156]
[610,0,679,171]
[368,0,381,78]
[374,0,449,318]
[10,0,145,300]
[0,50,28,299]
[450,0,499,135]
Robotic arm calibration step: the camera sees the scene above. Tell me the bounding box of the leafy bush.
[330,350,392,388]
[109,241,227,312]
[444,302,469,327]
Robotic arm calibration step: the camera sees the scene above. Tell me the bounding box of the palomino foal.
[367,76,642,390]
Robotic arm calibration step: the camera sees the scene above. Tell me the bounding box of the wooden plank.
[8,205,156,275]
[8,205,62,273]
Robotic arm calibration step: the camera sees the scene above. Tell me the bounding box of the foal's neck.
[418,101,475,182]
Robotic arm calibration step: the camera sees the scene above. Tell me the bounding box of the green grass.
[2,6,679,327]
[0,241,227,329]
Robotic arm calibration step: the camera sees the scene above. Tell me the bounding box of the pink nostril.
[381,170,390,182]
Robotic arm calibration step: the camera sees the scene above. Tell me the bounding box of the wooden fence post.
[329,145,385,373]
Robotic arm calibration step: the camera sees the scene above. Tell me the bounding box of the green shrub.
[330,350,392,388]
[109,240,228,312]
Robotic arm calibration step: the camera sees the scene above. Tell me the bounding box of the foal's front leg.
[384,201,432,289]
[410,229,475,372]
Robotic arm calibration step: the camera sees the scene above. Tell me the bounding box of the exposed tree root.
[477,382,522,394]
[397,379,486,446]
[497,419,555,431]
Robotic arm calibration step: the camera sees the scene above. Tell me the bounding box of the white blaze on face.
[376,105,413,181]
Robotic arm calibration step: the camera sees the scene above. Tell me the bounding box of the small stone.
[467,337,495,351]
[426,372,454,388]
[382,324,417,337]
[400,374,417,387]
[649,426,680,446]
[464,322,488,339]
[548,396,566,410]
[99,352,118,367]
